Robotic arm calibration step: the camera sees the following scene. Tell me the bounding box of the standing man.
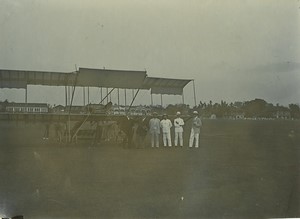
[136,118,148,148]
[149,112,161,147]
[174,111,184,147]
[189,111,202,148]
[160,114,173,147]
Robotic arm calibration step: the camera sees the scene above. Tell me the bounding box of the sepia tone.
[0,1,299,218]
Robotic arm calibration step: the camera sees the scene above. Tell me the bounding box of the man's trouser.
[189,128,199,147]
[163,132,172,146]
[174,131,183,146]
[151,132,160,147]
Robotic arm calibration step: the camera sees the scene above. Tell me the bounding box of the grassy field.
[0,119,299,218]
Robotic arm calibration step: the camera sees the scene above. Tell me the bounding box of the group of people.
[48,111,202,148]
[149,111,202,148]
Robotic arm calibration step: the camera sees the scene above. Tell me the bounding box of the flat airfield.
[0,119,299,218]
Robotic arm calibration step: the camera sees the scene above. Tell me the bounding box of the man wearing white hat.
[160,114,173,147]
[174,111,184,147]
[189,111,202,148]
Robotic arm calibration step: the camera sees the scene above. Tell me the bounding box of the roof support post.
[117,88,120,114]
[192,79,197,107]
[106,88,109,104]
[132,89,134,100]
[151,93,153,106]
[109,89,112,102]
[161,94,163,107]
[25,85,28,104]
[68,86,71,106]
[83,87,85,106]
[65,86,67,107]
[124,89,127,108]
[182,93,185,104]
[87,87,90,104]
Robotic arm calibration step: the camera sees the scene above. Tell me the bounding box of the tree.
[289,104,300,119]
[243,98,267,118]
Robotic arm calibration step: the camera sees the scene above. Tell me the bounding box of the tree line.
[163,99,300,119]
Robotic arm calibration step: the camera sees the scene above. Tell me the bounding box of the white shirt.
[160,119,172,133]
[174,117,184,132]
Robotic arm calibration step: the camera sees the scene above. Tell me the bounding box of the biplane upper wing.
[143,77,192,95]
[77,68,147,89]
[0,68,192,96]
[0,69,76,88]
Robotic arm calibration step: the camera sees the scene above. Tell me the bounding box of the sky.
[0,0,299,106]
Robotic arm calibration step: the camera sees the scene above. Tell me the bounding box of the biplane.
[0,67,196,147]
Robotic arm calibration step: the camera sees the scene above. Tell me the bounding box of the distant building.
[65,105,87,114]
[86,103,106,114]
[112,105,151,116]
[52,105,65,113]
[5,102,48,113]
[128,106,151,116]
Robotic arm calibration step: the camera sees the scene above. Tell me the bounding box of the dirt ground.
[0,119,299,218]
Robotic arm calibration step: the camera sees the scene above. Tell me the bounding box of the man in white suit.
[189,111,202,148]
[160,114,172,147]
[174,111,184,147]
